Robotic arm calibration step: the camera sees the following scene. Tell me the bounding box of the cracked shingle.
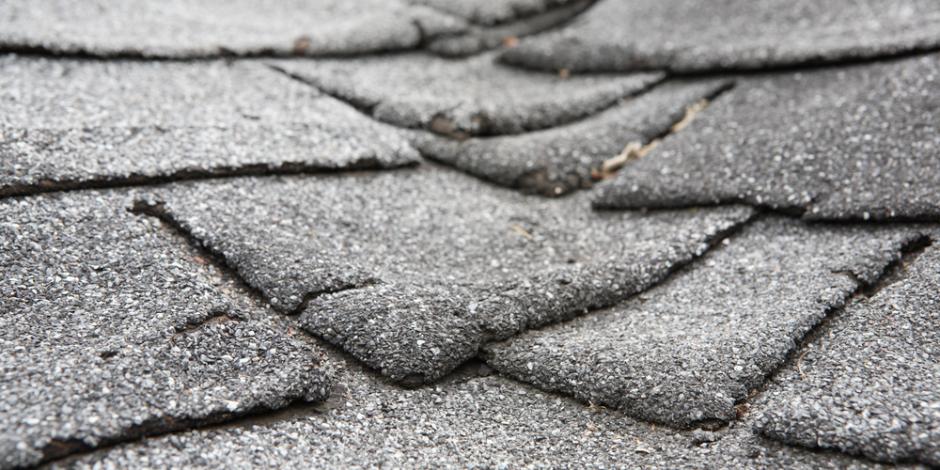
[595,53,940,221]
[501,0,940,73]
[414,79,728,196]
[409,0,583,26]
[0,191,332,469]
[0,57,418,197]
[485,217,929,427]
[757,239,940,466]
[273,52,662,137]
[138,165,754,383]
[0,0,466,58]
[58,354,897,469]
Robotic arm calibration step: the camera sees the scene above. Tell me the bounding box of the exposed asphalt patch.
[271,51,662,137]
[0,190,332,469]
[56,353,899,470]
[413,79,729,196]
[594,53,940,222]
[757,236,940,466]
[0,56,418,198]
[135,164,754,384]
[0,0,467,58]
[500,0,940,73]
[485,217,930,428]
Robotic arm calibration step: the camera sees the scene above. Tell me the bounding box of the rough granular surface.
[501,0,940,73]
[0,191,332,469]
[757,241,940,466]
[595,54,940,222]
[414,80,727,195]
[0,57,418,197]
[139,165,753,383]
[485,217,929,427]
[273,52,661,137]
[0,0,466,58]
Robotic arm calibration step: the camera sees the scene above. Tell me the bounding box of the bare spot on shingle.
[272,52,662,137]
[413,79,729,196]
[757,238,940,466]
[140,165,754,383]
[595,53,940,222]
[0,191,332,469]
[484,217,929,428]
[0,0,466,58]
[500,0,940,73]
[0,57,418,197]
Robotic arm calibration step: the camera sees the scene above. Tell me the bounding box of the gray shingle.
[273,52,661,137]
[414,79,728,195]
[595,54,940,222]
[138,165,753,383]
[485,217,928,427]
[757,240,940,466]
[0,191,332,469]
[501,0,940,73]
[0,57,418,197]
[0,0,466,58]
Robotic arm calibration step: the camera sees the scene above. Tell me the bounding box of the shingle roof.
[2,1,939,468]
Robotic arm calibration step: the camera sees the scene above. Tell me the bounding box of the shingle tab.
[595,54,940,222]
[415,80,727,195]
[485,217,928,427]
[757,241,940,466]
[0,57,418,197]
[0,191,332,469]
[274,52,662,137]
[501,0,940,73]
[140,165,753,383]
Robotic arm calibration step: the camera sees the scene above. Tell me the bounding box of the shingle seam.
[0,158,417,202]
[732,233,933,427]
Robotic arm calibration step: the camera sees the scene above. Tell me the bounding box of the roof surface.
[1,1,939,469]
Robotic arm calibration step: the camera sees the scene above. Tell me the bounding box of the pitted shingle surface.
[274,52,662,137]
[58,355,897,470]
[0,57,418,197]
[485,217,927,427]
[139,165,753,383]
[0,0,466,58]
[757,242,940,466]
[595,54,940,221]
[501,0,940,73]
[414,80,727,195]
[0,191,332,469]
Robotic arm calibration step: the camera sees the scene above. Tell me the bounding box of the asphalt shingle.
[500,0,940,73]
[757,240,940,466]
[595,53,940,221]
[485,217,928,427]
[0,57,417,197]
[409,0,583,25]
[414,79,728,195]
[57,355,898,470]
[273,52,662,137]
[137,165,753,383]
[0,191,332,469]
[0,0,466,58]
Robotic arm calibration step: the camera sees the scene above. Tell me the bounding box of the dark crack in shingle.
[139,165,753,383]
[500,0,940,73]
[272,52,662,137]
[0,191,333,469]
[0,0,466,58]
[485,217,929,428]
[595,53,940,222]
[409,0,583,26]
[56,353,899,470]
[0,57,418,197]
[414,79,728,196]
[757,238,940,466]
